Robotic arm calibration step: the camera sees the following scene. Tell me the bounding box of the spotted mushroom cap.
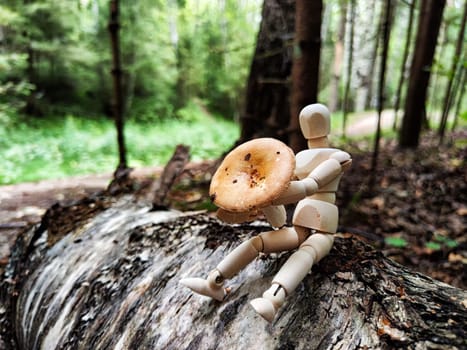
[209,138,295,212]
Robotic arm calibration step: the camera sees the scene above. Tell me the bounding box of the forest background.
[0,0,465,185]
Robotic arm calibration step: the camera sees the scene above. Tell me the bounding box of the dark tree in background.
[238,0,322,151]
[108,0,128,173]
[288,0,323,152]
[393,0,417,130]
[370,0,394,187]
[438,1,467,144]
[238,0,295,145]
[451,66,466,131]
[399,0,446,148]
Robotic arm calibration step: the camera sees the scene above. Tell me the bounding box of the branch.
[151,144,190,209]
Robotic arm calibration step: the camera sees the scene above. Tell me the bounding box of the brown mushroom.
[209,138,295,212]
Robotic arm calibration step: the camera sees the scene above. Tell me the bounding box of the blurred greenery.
[0,0,254,184]
[0,101,238,184]
[0,0,261,120]
[384,236,408,248]
[425,234,459,251]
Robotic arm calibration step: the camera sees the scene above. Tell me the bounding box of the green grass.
[0,109,239,185]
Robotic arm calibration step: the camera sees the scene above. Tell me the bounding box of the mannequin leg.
[180,226,307,300]
[250,232,334,322]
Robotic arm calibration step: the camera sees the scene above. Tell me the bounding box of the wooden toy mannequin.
[180,104,352,322]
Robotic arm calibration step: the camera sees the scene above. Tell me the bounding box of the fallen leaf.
[448,253,467,264]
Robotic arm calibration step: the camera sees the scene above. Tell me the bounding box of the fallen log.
[1,196,466,350]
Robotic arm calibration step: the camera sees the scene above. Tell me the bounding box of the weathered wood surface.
[1,196,466,350]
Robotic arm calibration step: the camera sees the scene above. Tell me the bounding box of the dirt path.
[0,167,162,263]
[344,110,396,137]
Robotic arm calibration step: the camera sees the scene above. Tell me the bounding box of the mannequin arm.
[272,152,351,206]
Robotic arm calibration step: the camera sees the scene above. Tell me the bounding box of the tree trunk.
[393,0,417,131]
[341,0,356,137]
[108,0,128,171]
[353,0,380,112]
[370,0,394,189]
[288,0,323,152]
[426,19,449,126]
[399,0,446,149]
[1,196,466,350]
[363,3,383,111]
[438,0,467,144]
[329,0,347,113]
[451,66,466,132]
[238,0,295,145]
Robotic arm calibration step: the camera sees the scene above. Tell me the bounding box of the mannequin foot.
[179,270,228,301]
[250,284,286,322]
[250,297,277,322]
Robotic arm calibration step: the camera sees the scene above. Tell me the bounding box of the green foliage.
[425,234,459,251]
[0,0,261,120]
[384,234,458,251]
[384,236,408,248]
[174,0,259,118]
[0,109,239,185]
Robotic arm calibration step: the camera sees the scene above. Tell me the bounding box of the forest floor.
[0,123,465,290]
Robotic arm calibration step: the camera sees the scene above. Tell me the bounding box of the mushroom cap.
[210,138,295,212]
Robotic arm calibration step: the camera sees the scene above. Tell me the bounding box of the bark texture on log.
[1,197,466,350]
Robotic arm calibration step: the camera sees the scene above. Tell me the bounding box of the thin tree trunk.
[108,0,128,171]
[370,0,394,188]
[288,0,323,152]
[393,0,417,131]
[364,5,383,110]
[451,66,466,131]
[2,198,466,349]
[399,0,446,149]
[427,20,449,126]
[341,0,356,138]
[353,0,378,112]
[446,53,465,125]
[438,0,467,144]
[329,0,347,113]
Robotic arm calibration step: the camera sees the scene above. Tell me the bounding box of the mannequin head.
[299,104,331,148]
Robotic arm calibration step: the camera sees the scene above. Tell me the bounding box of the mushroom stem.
[216,209,257,224]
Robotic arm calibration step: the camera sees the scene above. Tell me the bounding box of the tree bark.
[288,0,323,152]
[238,0,295,145]
[1,197,466,350]
[151,144,190,209]
[399,0,446,149]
